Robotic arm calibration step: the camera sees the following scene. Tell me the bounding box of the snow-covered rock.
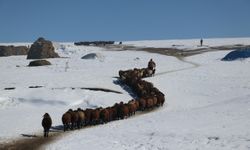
[221,48,250,61]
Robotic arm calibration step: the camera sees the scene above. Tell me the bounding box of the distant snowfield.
[0,38,250,150]
[125,37,250,50]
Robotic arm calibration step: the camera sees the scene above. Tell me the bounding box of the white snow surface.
[0,38,250,150]
[124,37,250,50]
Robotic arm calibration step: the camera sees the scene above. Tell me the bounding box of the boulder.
[28,60,51,67]
[81,53,104,60]
[27,37,59,59]
[81,53,99,59]
[0,45,28,57]
[13,46,29,55]
[221,48,250,61]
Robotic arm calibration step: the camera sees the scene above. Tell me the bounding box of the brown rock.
[0,45,28,57]
[28,60,51,67]
[27,37,59,59]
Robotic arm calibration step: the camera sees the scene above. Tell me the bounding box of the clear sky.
[0,0,250,42]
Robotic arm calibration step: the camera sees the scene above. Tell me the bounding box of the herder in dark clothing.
[42,113,52,137]
[200,38,203,46]
[148,59,156,70]
[148,59,156,75]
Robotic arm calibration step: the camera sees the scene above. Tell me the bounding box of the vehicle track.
[154,57,200,76]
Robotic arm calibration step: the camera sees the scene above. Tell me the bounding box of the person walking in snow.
[148,59,156,70]
[42,113,52,137]
[148,59,156,75]
[200,38,203,46]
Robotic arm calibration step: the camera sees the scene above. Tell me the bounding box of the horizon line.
[0,36,250,44]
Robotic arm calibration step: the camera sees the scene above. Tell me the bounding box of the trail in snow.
[155,57,200,76]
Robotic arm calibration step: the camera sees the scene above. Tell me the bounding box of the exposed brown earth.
[102,44,250,57]
[0,131,63,150]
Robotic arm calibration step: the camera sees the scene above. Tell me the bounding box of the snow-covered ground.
[125,37,250,50]
[0,38,250,149]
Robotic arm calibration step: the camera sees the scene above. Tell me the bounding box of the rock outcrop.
[0,46,28,57]
[81,53,99,59]
[27,37,59,59]
[28,60,51,67]
[221,48,250,61]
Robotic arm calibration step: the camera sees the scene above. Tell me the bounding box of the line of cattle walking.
[42,64,165,137]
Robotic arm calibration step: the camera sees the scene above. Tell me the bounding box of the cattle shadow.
[50,125,64,132]
[21,134,38,138]
[17,98,67,106]
[113,79,138,99]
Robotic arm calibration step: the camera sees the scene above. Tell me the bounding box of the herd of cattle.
[42,65,165,137]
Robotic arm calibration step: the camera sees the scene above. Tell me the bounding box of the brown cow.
[140,90,148,98]
[156,92,165,106]
[142,68,154,77]
[77,108,85,128]
[128,99,139,111]
[100,108,109,123]
[84,108,93,126]
[67,109,78,130]
[151,87,160,96]
[121,104,129,119]
[106,107,113,121]
[152,96,158,107]
[62,112,71,131]
[91,108,100,125]
[42,113,52,137]
[138,98,146,111]
[114,102,123,120]
[128,103,136,116]
[111,105,118,120]
[146,98,154,109]
[135,100,139,110]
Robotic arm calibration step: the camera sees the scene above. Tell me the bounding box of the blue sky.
[0,0,250,42]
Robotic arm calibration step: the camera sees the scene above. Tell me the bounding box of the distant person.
[200,38,203,46]
[42,113,52,137]
[148,59,155,69]
[148,59,156,76]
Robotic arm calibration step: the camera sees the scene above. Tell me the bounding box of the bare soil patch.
[103,44,250,57]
